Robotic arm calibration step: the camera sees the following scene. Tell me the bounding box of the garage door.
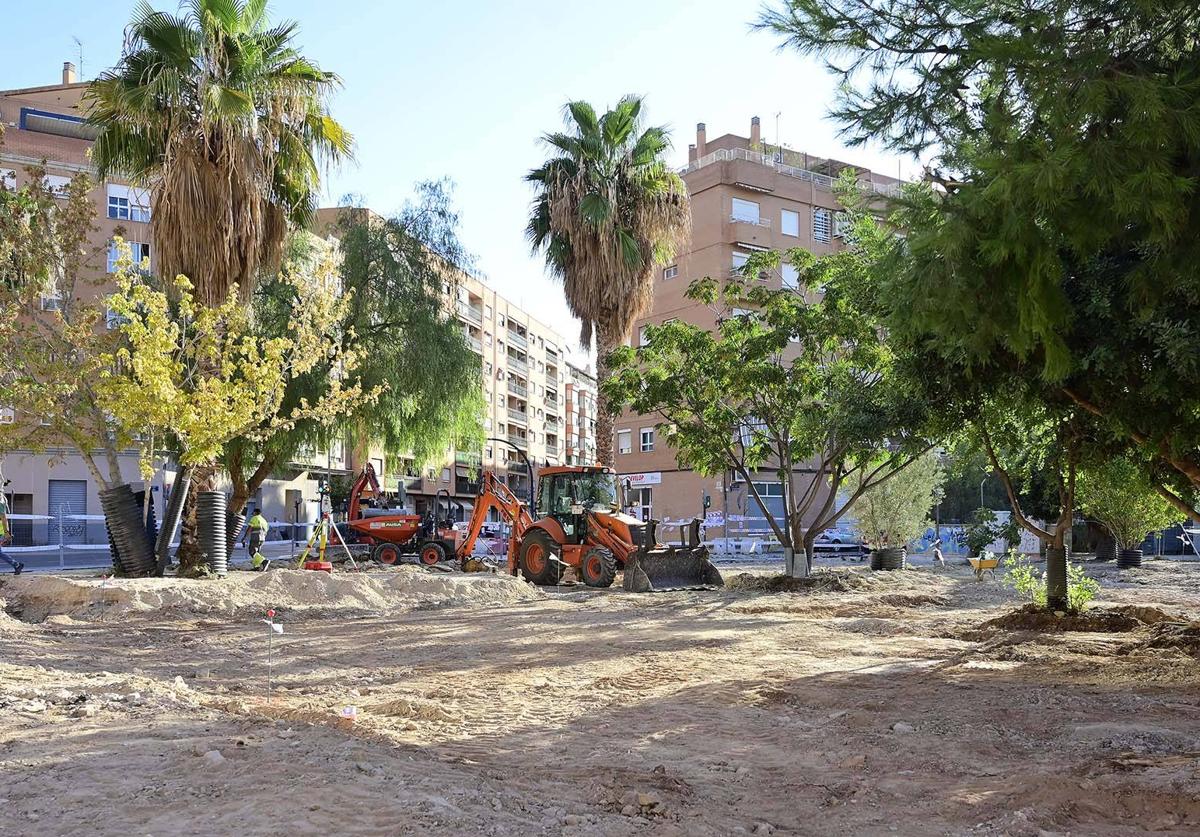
[48,479,87,545]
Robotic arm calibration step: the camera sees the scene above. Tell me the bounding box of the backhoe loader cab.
[535,467,621,540]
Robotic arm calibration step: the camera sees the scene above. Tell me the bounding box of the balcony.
[507,408,528,425]
[507,431,526,446]
[507,328,528,349]
[680,146,902,197]
[456,300,483,325]
[507,379,528,397]
[465,334,482,353]
[508,354,528,374]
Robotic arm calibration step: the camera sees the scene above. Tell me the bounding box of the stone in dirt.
[202,749,225,766]
[890,721,916,734]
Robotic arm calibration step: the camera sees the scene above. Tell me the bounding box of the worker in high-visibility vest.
[244,508,270,561]
[250,549,270,572]
[0,496,24,575]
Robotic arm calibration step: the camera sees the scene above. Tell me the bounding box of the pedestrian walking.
[0,496,25,575]
[243,508,269,560]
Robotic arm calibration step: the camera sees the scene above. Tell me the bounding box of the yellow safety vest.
[251,551,266,568]
[248,514,269,533]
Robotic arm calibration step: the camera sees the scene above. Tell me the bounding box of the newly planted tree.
[1077,457,1180,559]
[606,210,935,576]
[854,450,943,555]
[526,96,690,464]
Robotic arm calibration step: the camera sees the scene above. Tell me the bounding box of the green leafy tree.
[526,96,690,464]
[854,450,943,550]
[221,184,484,516]
[606,211,934,576]
[758,0,1200,517]
[1077,457,1181,552]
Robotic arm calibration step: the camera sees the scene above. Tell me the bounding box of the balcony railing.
[507,379,528,397]
[457,301,483,324]
[681,146,903,198]
[507,408,528,424]
[508,355,528,373]
[507,431,526,445]
[507,329,528,349]
[465,334,482,353]
[730,214,772,228]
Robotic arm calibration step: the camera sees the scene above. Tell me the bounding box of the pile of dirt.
[726,569,870,594]
[1,567,543,623]
[1141,620,1200,656]
[979,603,1174,634]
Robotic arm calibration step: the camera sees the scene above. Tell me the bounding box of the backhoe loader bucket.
[622,519,724,592]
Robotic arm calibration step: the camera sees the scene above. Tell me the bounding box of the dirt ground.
[2,558,1200,836]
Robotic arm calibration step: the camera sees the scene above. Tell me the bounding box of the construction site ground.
[2,558,1199,836]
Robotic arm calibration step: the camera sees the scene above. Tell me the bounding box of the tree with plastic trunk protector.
[605,207,936,577]
[526,96,690,466]
[758,0,1200,521]
[98,241,365,575]
[854,450,944,559]
[1077,457,1182,559]
[85,0,353,567]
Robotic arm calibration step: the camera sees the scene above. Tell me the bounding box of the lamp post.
[979,477,988,510]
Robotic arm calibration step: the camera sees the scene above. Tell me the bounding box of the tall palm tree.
[85,0,351,572]
[526,96,690,465]
[85,0,353,307]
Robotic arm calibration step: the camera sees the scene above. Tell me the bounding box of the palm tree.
[84,0,352,572]
[85,0,352,307]
[526,96,690,465]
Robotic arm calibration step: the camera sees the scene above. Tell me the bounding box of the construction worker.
[250,549,270,572]
[0,496,25,575]
[244,508,269,561]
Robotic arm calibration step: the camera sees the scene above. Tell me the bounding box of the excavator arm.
[457,470,533,563]
[347,463,384,521]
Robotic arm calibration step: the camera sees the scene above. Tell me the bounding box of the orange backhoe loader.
[456,463,723,592]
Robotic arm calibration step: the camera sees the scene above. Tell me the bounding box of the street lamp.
[979,477,988,510]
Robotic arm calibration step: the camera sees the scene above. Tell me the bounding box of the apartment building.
[563,361,598,467]
[614,118,899,539]
[0,64,344,545]
[413,274,591,518]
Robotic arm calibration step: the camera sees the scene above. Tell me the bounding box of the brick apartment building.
[613,118,899,542]
[0,63,596,545]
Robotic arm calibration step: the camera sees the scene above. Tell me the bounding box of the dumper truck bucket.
[622,519,724,592]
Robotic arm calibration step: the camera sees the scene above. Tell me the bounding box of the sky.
[2,0,918,365]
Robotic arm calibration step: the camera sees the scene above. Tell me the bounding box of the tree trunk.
[593,320,619,467]
[1045,545,1068,611]
[176,462,217,574]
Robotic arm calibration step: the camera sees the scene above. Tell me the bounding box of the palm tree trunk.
[175,462,217,574]
[594,321,619,466]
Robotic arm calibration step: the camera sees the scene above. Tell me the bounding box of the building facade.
[613,118,899,542]
[400,274,597,520]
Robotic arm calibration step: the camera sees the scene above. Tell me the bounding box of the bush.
[1002,550,1099,613]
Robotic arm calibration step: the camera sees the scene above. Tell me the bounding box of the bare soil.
[2,558,1200,836]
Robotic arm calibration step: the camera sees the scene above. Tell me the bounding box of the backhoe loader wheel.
[419,541,447,566]
[372,542,402,565]
[518,530,564,585]
[580,547,617,588]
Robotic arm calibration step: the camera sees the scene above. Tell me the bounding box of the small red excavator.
[341,463,464,566]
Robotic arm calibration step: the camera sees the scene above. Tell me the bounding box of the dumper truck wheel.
[518,529,563,585]
[372,542,402,565]
[419,541,447,566]
[580,547,617,588]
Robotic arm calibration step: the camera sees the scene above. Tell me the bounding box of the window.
[782,264,800,290]
[663,265,678,280]
[834,211,851,238]
[639,325,650,347]
[0,407,13,424]
[484,305,492,319]
[484,361,492,376]
[106,185,151,222]
[40,292,64,312]
[617,430,632,455]
[42,174,71,198]
[731,197,760,224]
[0,169,15,189]
[107,241,151,273]
[498,315,506,328]
[813,208,833,243]
[105,308,129,330]
[781,209,800,237]
[485,446,493,459]
[441,468,451,483]
[731,251,750,274]
[640,427,655,452]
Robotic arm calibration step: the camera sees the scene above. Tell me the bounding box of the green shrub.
[1002,549,1099,612]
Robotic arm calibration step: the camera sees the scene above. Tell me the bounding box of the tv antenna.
[72,37,84,79]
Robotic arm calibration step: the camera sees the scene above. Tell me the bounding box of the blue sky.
[3,0,916,362]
